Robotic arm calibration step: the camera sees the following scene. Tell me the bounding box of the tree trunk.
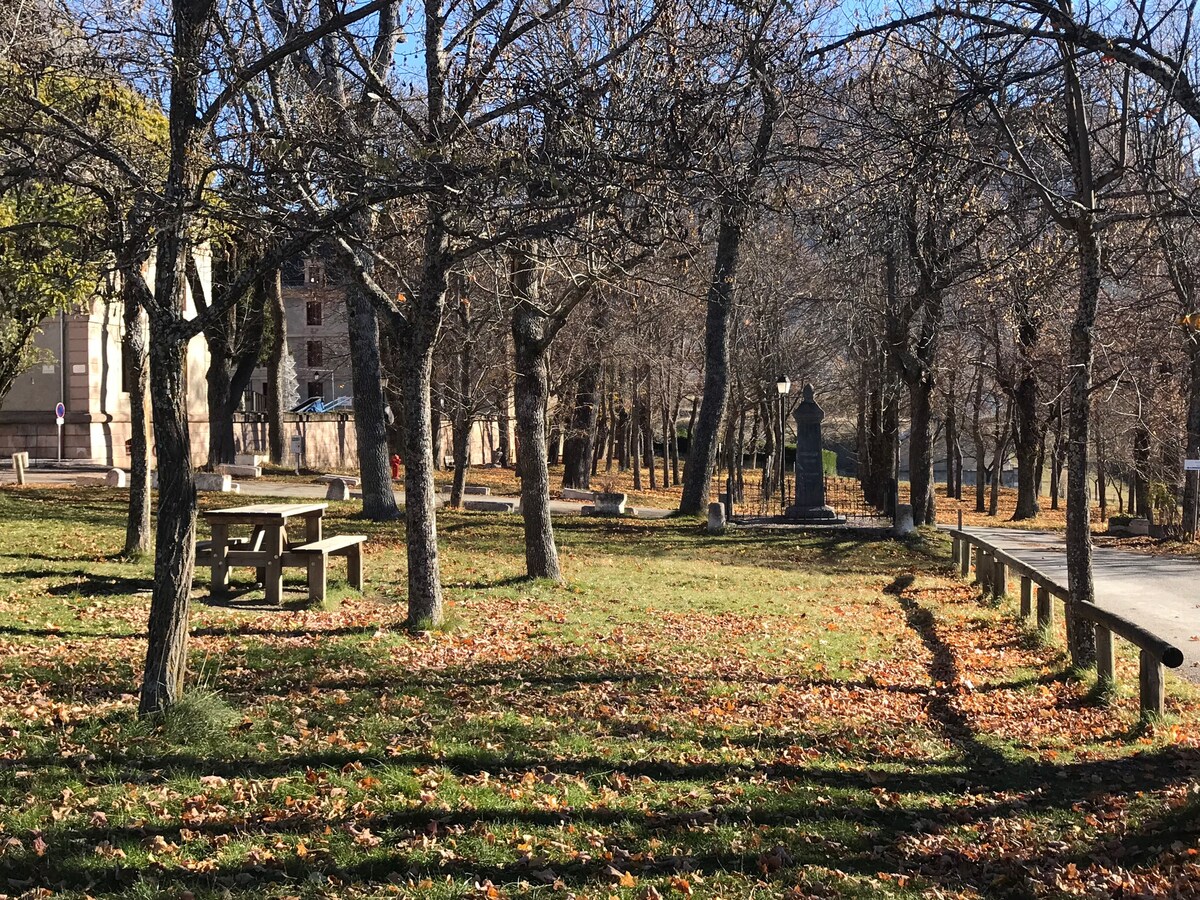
[266,268,286,464]
[205,328,236,468]
[631,388,643,492]
[497,363,512,468]
[449,334,472,508]
[562,361,599,489]
[1132,423,1151,519]
[679,206,744,514]
[1012,371,1042,520]
[909,376,935,525]
[989,400,1010,517]
[122,276,151,558]
[593,376,609,477]
[971,373,987,514]
[643,368,657,490]
[1064,227,1100,666]
[661,392,672,488]
[944,373,958,500]
[511,281,563,583]
[1183,334,1200,535]
[1094,422,1108,521]
[139,331,196,716]
[396,345,445,624]
[1011,293,1043,520]
[347,282,400,519]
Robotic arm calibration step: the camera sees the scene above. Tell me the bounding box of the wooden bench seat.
[316,474,360,485]
[290,534,367,600]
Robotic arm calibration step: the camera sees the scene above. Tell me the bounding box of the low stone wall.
[1,410,506,473]
[224,414,359,472]
[0,413,134,466]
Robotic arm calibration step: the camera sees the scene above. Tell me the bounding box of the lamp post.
[776,375,791,512]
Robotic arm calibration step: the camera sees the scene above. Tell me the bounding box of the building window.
[307,340,323,367]
[307,301,323,326]
[307,381,326,400]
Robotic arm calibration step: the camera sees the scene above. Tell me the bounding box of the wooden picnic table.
[201,502,326,604]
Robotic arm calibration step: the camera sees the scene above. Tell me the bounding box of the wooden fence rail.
[948,519,1183,717]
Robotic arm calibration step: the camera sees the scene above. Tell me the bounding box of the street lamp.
[776,376,791,512]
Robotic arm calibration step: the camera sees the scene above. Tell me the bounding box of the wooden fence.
[948,517,1184,717]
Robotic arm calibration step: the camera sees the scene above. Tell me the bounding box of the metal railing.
[727,470,888,526]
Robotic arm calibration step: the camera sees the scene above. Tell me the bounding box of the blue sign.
[55,402,65,419]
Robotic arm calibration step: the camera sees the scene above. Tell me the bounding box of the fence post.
[1095,624,1115,685]
[951,536,960,566]
[992,559,1008,601]
[1020,576,1032,618]
[1036,585,1053,629]
[960,540,971,578]
[978,551,992,592]
[1139,650,1165,717]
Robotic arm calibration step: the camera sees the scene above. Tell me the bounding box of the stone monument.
[786,384,843,522]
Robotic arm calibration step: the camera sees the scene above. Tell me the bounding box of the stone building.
[1,250,511,472]
[0,253,211,466]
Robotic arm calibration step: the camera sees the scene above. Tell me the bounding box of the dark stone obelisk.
[787,383,839,521]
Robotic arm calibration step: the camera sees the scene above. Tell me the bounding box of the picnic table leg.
[264,525,284,604]
[250,526,266,586]
[347,544,364,591]
[307,552,327,603]
[211,523,230,595]
[306,513,322,543]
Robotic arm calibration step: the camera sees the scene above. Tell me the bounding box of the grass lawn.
[0,486,1198,899]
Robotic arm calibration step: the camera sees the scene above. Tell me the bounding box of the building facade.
[0,253,211,466]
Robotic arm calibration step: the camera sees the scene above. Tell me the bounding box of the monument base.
[785,504,846,524]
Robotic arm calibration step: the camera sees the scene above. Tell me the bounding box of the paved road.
[960,526,1200,681]
[0,468,673,519]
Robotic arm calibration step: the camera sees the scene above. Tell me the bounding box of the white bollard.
[12,452,29,485]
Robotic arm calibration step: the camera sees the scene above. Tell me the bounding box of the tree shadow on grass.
[0,569,151,597]
[4,736,1199,898]
[3,572,1199,897]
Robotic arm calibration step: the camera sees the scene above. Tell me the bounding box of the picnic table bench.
[197,502,365,603]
